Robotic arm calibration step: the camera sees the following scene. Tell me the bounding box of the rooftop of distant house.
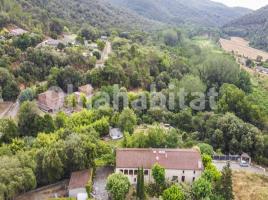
[78,84,93,96]
[9,28,28,36]
[68,169,91,190]
[116,148,203,170]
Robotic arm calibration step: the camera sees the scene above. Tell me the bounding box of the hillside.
[108,0,251,27]
[223,5,268,51]
[11,0,162,31]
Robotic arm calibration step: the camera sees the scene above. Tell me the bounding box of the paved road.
[93,167,113,200]
[213,160,267,176]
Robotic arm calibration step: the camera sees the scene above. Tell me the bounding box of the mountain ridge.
[108,0,252,27]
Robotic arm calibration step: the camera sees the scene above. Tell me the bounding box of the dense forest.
[109,0,251,27]
[1,0,268,200]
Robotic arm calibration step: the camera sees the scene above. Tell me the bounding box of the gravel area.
[213,160,267,176]
[93,167,114,200]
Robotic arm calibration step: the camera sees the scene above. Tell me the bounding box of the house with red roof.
[68,169,92,199]
[116,148,203,184]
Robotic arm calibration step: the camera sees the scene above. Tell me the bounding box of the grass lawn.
[233,171,268,200]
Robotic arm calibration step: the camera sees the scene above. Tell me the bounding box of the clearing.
[233,171,268,200]
[219,37,268,61]
[0,102,13,118]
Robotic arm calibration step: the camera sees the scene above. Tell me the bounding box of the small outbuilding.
[68,169,92,199]
[240,153,251,166]
[37,38,60,48]
[109,128,123,140]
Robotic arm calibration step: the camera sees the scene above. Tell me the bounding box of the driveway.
[213,160,267,176]
[93,167,114,200]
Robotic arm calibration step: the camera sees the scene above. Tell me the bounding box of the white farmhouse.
[115,148,203,184]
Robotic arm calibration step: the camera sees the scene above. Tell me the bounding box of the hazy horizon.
[211,0,268,10]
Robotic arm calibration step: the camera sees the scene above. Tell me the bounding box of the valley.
[1,0,268,200]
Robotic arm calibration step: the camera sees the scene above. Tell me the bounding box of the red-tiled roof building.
[68,170,91,199]
[116,148,203,184]
[37,90,65,113]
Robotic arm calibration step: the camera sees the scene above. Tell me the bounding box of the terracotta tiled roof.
[37,90,65,110]
[78,84,93,96]
[69,170,91,190]
[116,148,203,170]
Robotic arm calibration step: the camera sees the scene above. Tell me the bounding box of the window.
[134,178,137,182]
[193,177,196,182]
[124,170,128,175]
[182,170,185,174]
[129,170,133,175]
[120,170,123,173]
[172,176,178,182]
[181,176,185,182]
[134,170,138,175]
[193,170,196,174]
[144,170,149,175]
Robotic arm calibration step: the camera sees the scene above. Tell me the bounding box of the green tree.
[236,70,252,93]
[42,145,64,183]
[19,88,35,103]
[220,163,234,200]
[0,119,18,143]
[199,55,239,88]
[202,154,212,168]
[137,168,145,200]
[18,101,40,137]
[106,173,130,200]
[80,93,88,108]
[192,177,212,200]
[41,114,56,133]
[0,155,36,200]
[162,185,185,200]
[152,164,165,190]
[55,111,67,129]
[163,29,180,46]
[49,19,63,36]
[197,143,213,156]
[118,108,137,134]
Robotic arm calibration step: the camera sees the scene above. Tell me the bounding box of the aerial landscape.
[1,0,268,200]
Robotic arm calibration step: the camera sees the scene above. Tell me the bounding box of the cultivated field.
[220,37,268,61]
[233,171,268,200]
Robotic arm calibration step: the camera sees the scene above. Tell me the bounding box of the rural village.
[1,1,268,200]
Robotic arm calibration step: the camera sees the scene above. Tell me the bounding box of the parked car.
[240,160,249,167]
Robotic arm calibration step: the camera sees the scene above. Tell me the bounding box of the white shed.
[109,128,123,140]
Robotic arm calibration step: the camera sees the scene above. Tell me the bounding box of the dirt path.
[95,41,112,68]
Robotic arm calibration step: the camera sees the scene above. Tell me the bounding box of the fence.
[213,155,240,161]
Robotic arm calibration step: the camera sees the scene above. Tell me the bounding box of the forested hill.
[222,5,268,51]
[108,0,251,27]
[3,0,162,32]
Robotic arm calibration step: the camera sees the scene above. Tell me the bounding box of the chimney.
[198,160,202,169]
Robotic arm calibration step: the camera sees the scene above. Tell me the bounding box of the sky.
[211,0,268,10]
